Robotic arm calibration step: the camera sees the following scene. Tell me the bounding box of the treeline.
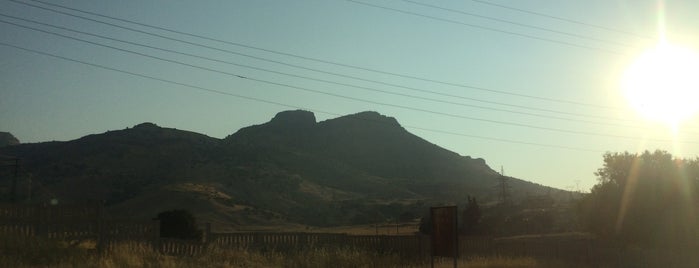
[418,196,557,236]
[579,150,699,246]
[415,150,699,244]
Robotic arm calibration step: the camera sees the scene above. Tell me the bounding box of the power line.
[402,0,632,47]
[0,42,306,111]
[405,126,602,153]
[471,0,654,40]
[10,0,624,110]
[345,0,626,55]
[0,13,624,123]
[0,41,608,153]
[1,13,668,132]
[2,21,696,145]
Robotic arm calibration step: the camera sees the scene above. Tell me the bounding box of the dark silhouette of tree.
[398,211,415,222]
[579,150,699,246]
[155,209,202,240]
[460,196,481,235]
[418,211,432,234]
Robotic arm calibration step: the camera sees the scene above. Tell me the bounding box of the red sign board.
[431,206,458,258]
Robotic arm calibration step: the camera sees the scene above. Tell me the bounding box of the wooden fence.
[159,238,207,256]
[0,203,589,259]
[209,232,427,254]
[3,203,699,266]
[0,203,158,252]
[0,203,616,261]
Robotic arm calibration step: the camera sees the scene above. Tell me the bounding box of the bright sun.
[621,42,699,128]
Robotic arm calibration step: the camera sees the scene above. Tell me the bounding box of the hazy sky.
[2,0,699,191]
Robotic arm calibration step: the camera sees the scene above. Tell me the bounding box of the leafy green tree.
[155,209,202,240]
[580,150,699,246]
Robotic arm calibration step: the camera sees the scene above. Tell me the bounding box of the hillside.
[0,132,19,147]
[0,110,567,230]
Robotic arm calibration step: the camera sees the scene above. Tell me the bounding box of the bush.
[155,209,202,240]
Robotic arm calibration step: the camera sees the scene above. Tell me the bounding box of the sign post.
[431,206,458,268]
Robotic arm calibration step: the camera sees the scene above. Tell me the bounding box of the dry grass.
[305,221,420,235]
[230,221,420,235]
[0,233,602,267]
[0,233,410,268]
[445,256,595,268]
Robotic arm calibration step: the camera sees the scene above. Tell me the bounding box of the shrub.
[155,209,202,240]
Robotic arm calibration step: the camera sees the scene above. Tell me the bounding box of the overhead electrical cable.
[10,0,624,110]
[0,12,629,124]
[345,0,625,55]
[402,0,632,47]
[405,126,603,153]
[2,20,696,145]
[0,41,605,153]
[0,13,667,132]
[471,0,654,40]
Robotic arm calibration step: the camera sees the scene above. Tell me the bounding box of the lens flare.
[621,42,699,129]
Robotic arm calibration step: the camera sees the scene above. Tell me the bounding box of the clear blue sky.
[1,0,698,191]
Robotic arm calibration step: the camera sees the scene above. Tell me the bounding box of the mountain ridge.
[0,110,565,230]
[0,132,19,147]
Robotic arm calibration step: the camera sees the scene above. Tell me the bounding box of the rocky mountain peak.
[269,110,316,128]
[133,122,160,129]
[347,111,399,125]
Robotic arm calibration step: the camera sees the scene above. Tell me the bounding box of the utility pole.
[375,211,379,236]
[565,186,575,202]
[497,166,511,206]
[26,173,32,202]
[1,156,20,203]
[12,158,18,203]
[575,180,581,193]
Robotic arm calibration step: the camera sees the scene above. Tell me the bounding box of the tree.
[155,209,202,240]
[398,211,415,222]
[579,150,699,246]
[418,210,432,234]
[460,196,481,235]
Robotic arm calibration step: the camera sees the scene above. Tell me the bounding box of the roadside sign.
[431,206,458,267]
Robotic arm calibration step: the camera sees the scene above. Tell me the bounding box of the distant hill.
[0,111,568,230]
[0,132,19,147]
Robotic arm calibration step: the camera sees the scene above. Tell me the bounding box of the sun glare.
[621,42,699,129]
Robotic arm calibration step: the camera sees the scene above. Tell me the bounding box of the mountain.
[0,111,566,230]
[0,132,19,147]
[228,111,500,199]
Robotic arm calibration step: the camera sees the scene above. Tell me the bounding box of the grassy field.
[307,221,421,235]
[0,233,599,268]
[225,221,421,235]
[7,232,696,267]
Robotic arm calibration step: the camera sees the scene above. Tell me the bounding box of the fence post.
[253,232,261,249]
[96,203,106,255]
[38,205,49,239]
[203,222,211,243]
[152,219,161,253]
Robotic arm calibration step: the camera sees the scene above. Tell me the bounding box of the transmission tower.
[497,166,511,206]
